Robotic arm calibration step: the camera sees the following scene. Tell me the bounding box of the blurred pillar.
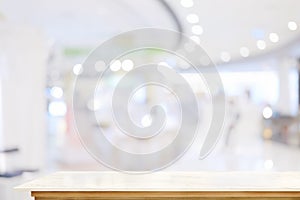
[298,58,300,107]
[0,78,4,173]
[276,58,298,116]
[0,22,47,170]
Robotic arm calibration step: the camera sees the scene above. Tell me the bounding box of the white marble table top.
[15,171,300,192]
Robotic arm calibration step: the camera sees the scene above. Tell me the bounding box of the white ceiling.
[0,0,300,63]
[170,0,300,63]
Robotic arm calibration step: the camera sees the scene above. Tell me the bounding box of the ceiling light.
[191,25,203,35]
[220,52,231,62]
[180,0,194,8]
[263,106,273,119]
[122,59,134,71]
[73,64,83,75]
[269,33,279,43]
[95,60,106,72]
[48,101,67,117]
[256,40,266,50]
[50,86,63,98]
[240,47,250,57]
[141,114,152,127]
[189,36,200,44]
[186,14,199,24]
[288,21,298,31]
[110,60,121,72]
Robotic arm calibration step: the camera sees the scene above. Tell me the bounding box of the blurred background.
[1,0,300,199]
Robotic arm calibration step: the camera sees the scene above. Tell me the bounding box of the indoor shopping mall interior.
[1,0,300,199]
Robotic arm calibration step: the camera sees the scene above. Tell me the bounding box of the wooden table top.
[15,171,300,192]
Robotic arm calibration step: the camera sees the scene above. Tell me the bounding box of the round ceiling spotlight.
[256,40,266,50]
[220,52,231,62]
[263,106,273,119]
[50,86,63,98]
[180,0,194,8]
[288,21,298,31]
[186,14,199,24]
[95,60,106,72]
[192,25,203,35]
[141,114,152,127]
[240,47,250,58]
[110,60,121,72]
[73,64,83,75]
[269,33,279,43]
[122,59,134,71]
